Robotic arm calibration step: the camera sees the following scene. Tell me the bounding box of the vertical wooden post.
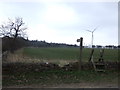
[99,49,104,62]
[89,49,94,62]
[77,37,83,70]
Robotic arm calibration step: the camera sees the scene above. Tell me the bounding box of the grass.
[23,47,79,60]
[3,47,119,87]
[3,69,119,87]
[23,47,118,62]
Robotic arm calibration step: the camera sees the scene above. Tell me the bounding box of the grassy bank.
[3,69,118,87]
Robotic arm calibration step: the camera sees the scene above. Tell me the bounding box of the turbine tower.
[86,27,98,48]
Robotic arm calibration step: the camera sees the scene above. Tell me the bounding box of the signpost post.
[77,37,83,70]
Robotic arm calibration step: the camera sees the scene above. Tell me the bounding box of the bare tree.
[0,17,27,53]
[0,17,27,38]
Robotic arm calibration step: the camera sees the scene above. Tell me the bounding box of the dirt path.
[3,82,118,88]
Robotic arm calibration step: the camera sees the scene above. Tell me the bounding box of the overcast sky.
[0,0,118,46]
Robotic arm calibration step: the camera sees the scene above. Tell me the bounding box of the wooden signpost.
[77,37,83,70]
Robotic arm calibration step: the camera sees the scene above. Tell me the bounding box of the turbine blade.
[93,26,99,32]
[86,30,92,32]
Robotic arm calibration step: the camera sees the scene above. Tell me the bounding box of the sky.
[0,0,118,46]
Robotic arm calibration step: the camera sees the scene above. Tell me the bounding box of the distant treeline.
[27,40,78,48]
[91,45,119,49]
[2,36,78,52]
[2,36,120,52]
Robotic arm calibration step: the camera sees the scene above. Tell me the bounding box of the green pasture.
[3,47,119,87]
[23,47,118,62]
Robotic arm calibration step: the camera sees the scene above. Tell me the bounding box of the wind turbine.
[86,27,98,48]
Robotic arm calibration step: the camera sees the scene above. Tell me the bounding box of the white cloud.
[42,3,79,26]
[28,24,59,41]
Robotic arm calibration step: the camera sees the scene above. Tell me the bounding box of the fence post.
[77,37,83,70]
[99,49,104,62]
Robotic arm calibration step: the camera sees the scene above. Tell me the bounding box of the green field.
[23,47,118,62]
[3,47,119,87]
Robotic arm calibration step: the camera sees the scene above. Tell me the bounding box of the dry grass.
[5,49,78,67]
[6,49,24,63]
